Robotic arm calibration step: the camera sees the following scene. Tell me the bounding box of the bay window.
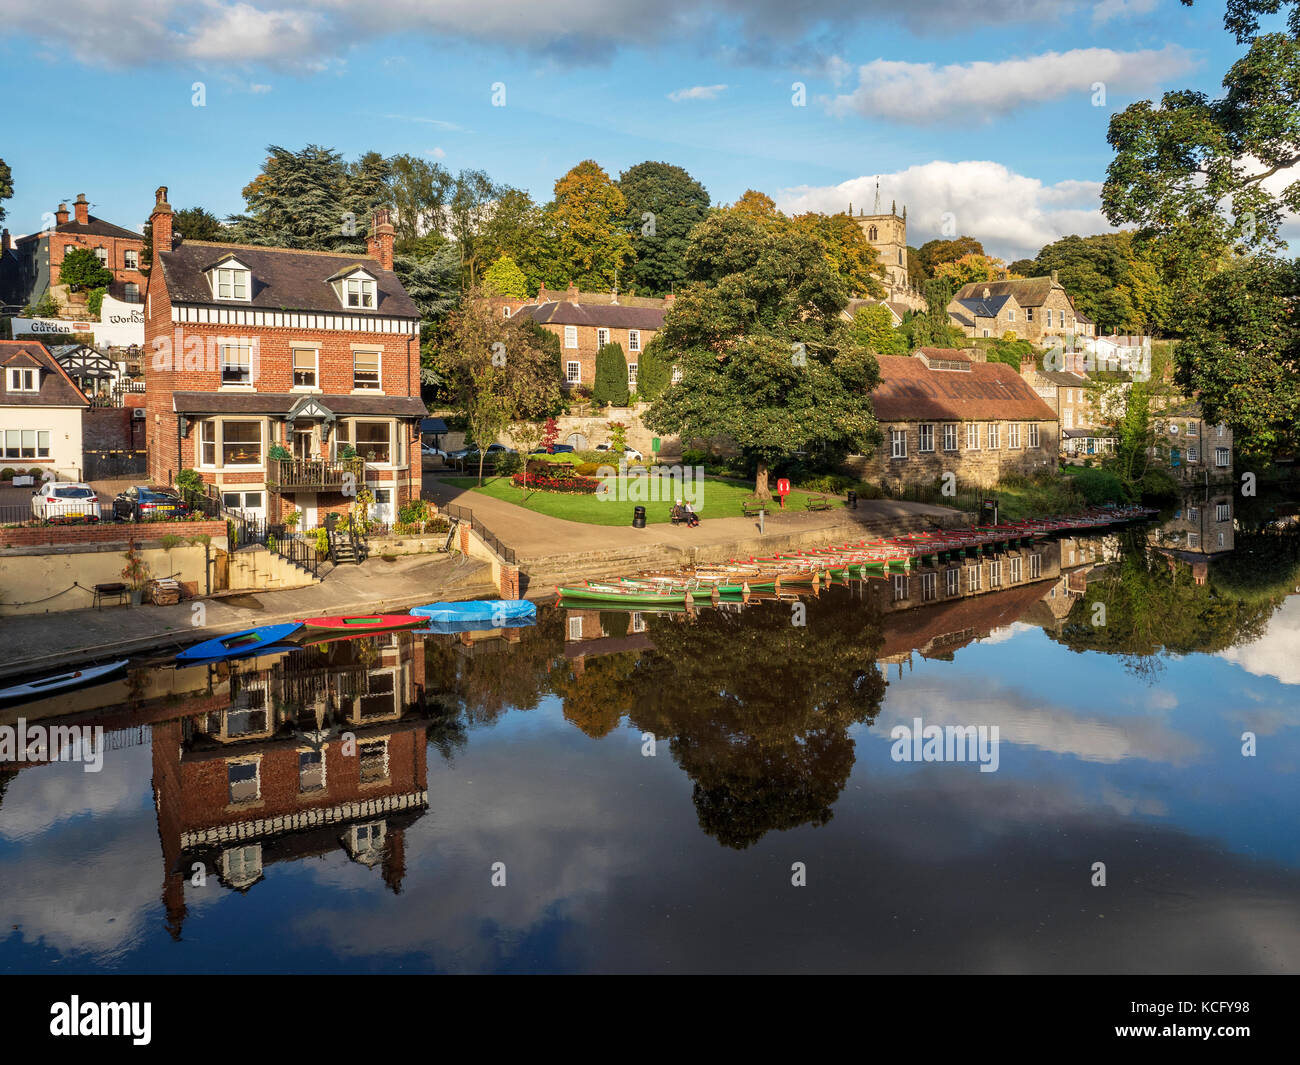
[355,421,392,464]
[221,420,263,466]
[200,420,217,466]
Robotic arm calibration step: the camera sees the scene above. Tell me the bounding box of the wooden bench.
[805,494,832,512]
[740,499,766,518]
[93,582,129,609]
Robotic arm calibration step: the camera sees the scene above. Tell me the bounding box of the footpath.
[0,553,495,682]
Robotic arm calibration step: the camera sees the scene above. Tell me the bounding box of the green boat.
[559,582,692,604]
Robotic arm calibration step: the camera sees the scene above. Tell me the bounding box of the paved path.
[423,475,961,561]
[0,553,495,681]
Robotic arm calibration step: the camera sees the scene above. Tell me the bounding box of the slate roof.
[519,301,665,330]
[0,340,90,407]
[872,351,1057,422]
[955,294,1012,318]
[171,392,427,417]
[158,240,420,320]
[15,215,143,243]
[954,275,1061,308]
[1035,369,1089,387]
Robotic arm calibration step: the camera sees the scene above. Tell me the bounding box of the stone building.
[1151,403,1234,484]
[949,273,1079,344]
[847,197,926,311]
[845,348,1058,491]
[142,186,424,526]
[9,193,146,311]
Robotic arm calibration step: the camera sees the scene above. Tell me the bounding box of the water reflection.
[2,505,1298,972]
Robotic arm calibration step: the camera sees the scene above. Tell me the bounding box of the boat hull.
[176,623,304,663]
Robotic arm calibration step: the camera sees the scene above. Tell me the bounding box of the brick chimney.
[55,202,69,225]
[74,194,89,226]
[366,208,395,271]
[664,292,675,303]
[566,282,578,301]
[150,186,173,267]
[1,229,10,253]
[1051,269,1059,283]
[537,284,548,303]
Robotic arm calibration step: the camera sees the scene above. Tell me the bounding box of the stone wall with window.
[846,417,1058,490]
[541,323,657,390]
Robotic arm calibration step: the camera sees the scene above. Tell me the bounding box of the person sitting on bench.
[683,501,700,527]
[671,500,686,524]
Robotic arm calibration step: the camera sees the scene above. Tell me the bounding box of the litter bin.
[978,499,999,526]
[632,505,646,529]
[846,490,858,510]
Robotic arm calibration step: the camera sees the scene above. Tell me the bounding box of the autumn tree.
[931,252,1007,288]
[482,254,528,298]
[792,213,887,298]
[551,160,634,291]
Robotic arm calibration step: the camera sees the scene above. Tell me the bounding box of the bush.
[512,469,601,494]
[0,468,13,480]
[574,461,606,476]
[681,448,708,466]
[795,473,858,494]
[1138,467,1180,502]
[496,451,523,476]
[313,526,330,557]
[593,342,630,406]
[1066,465,1128,505]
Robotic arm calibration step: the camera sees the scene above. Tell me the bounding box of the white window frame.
[987,423,1000,449]
[942,424,958,452]
[566,360,581,384]
[200,420,217,467]
[921,572,937,601]
[893,574,908,602]
[2,429,51,460]
[628,363,638,390]
[1028,423,1040,448]
[564,325,578,349]
[1188,532,1200,549]
[352,349,381,392]
[124,249,139,270]
[628,329,641,353]
[596,328,609,347]
[918,424,934,453]
[8,367,38,392]
[292,346,319,390]
[1007,309,1015,322]
[1029,553,1041,579]
[1009,556,1022,582]
[1215,447,1230,467]
[989,560,1002,587]
[227,758,261,804]
[1008,423,1021,449]
[1216,503,1230,522]
[220,343,253,387]
[353,418,395,466]
[967,565,982,592]
[93,246,108,265]
[214,266,250,301]
[890,428,907,459]
[345,276,376,309]
[219,419,265,469]
[568,616,583,640]
[945,567,960,596]
[670,366,683,384]
[966,423,981,450]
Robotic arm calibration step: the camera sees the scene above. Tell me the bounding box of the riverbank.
[0,553,496,683]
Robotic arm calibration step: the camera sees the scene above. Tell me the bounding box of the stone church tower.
[846,181,924,310]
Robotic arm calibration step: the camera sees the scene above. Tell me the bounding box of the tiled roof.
[171,392,427,417]
[872,352,1057,422]
[1035,369,1088,386]
[954,275,1060,308]
[15,215,143,243]
[158,240,420,319]
[955,295,1011,318]
[519,301,665,330]
[0,340,90,407]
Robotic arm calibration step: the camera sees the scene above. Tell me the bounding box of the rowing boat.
[0,659,128,703]
[410,599,537,623]
[300,614,427,632]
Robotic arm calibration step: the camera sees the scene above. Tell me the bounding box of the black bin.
[979,499,999,526]
[846,490,858,510]
[632,505,646,529]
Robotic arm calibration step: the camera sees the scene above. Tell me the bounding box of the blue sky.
[0,0,1279,260]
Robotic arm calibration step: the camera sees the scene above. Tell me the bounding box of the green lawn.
[442,474,840,525]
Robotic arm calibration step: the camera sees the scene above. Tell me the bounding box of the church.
[845,185,926,311]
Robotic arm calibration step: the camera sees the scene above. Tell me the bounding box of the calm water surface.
[2,519,1298,973]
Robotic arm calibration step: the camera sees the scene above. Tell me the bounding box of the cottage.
[949,273,1079,344]
[0,340,90,479]
[845,348,1058,490]
[1151,403,1233,484]
[142,187,424,526]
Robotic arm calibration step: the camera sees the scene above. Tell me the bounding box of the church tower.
[852,180,909,296]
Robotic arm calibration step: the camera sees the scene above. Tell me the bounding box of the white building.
[1,340,89,479]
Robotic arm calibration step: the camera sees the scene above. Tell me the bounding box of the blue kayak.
[413,615,537,636]
[410,599,536,623]
[176,622,304,663]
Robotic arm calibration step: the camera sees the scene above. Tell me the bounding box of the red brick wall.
[49,232,146,293]
[0,519,225,548]
[83,407,135,451]
[541,323,658,389]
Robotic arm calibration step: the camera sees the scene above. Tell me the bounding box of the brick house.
[509,288,669,391]
[845,348,1058,490]
[949,273,1079,344]
[0,339,89,478]
[11,193,146,310]
[143,187,424,526]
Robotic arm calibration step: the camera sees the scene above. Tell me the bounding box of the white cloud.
[426,147,447,159]
[1219,596,1300,685]
[825,46,1198,123]
[778,160,1112,260]
[248,82,272,93]
[668,84,729,102]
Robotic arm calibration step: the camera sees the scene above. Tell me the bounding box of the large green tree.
[59,248,113,291]
[384,153,453,250]
[552,160,634,291]
[644,209,881,498]
[1025,232,1173,334]
[618,161,711,297]
[792,213,887,298]
[482,254,528,298]
[915,236,985,277]
[593,342,630,406]
[0,158,12,223]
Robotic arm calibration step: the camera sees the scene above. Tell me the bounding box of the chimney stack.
[55,202,69,226]
[74,194,89,226]
[1,229,10,253]
[1051,269,1059,283]
[537,284,548,303]
[366,208,395,271]
[150,186,174,267]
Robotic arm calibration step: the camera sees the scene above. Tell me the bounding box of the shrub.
[795,473,857,494]
[681,448,708,466]
[574,461,605,476]
[427,517,450,534]
[398,498,432,526]
[512,470,601,494]
[313,526,330,557]
[496,451,523,476]
[175,468,204,497]
[268,443,292,461]
[0,468,13,480]
[593,342,630,406]
[1138,466,1180,502]
[1067,465,1128,505]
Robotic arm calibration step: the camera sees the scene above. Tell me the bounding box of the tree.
[792,213,887,298]
[617,161,711,296]
[1025,232,1173,333]
[59,248,113,291]
[447,169,502,285]
[644,210,880,499]
[593,341,630,406]
[1176,255,1300,459]
[142,206,226,272]
[916,236,985,276]
[0,158,13,224]
[477,188,565,294]
[635,334,673,399]
[393,242,461,393]
[931,252,1007,288]
[848,303,908,355]
[230,144,361,251]
[731,189,780,220]
[482,254,528,298]
[552,160,634,291]
[385,153,453,250]
[1007,258,1037,277]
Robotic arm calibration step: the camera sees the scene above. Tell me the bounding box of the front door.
[372,488,394,524]
[299,492,318,531]
[294,423,315,461]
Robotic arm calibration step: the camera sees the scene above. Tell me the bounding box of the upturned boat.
[176,623,304,663]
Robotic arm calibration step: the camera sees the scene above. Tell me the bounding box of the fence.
[442,503,516,563]
[173,478,321,578]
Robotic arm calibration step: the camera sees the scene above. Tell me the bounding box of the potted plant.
[121,543,151,606]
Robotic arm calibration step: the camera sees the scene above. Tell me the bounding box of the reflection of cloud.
[0,751,139,840]
[1101,785,1168,818]
[981,622,1034,645]
[1219,598,1300,686]
[879,676,1203,766]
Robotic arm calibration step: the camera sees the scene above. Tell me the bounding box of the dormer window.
[8,367,39,391]
[346,276,376,308]
[212,263,251,301]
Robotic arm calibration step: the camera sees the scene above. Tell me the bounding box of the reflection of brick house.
[152,632,430,938]
[845,349,1058,490]
[11,194,146,310]
[143,186,424,526]
[949,273,1079,344]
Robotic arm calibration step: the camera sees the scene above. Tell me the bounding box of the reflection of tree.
[624,590,887,849]
[1050,535,1279,678]
[551,651,638,738]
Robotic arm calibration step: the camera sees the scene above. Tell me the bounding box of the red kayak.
[300,614,425,632]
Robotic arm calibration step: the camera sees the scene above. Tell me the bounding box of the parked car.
[595,443,645,461]
[450,443,516,461]
[421,442,450,462]
[528,444,575,454]
[112,485,190,522]
[31,482,102,523]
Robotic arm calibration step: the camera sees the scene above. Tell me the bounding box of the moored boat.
[410,599,537,623]
[176,623,304,663]
[300,614,426,632]
[0,659,129,703]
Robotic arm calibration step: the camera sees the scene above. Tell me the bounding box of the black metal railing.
[442,503,516,563]
[172,476,320,578]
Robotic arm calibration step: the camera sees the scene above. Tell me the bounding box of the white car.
[421,442,450,462]
[31,482,102,522]
[595,443,644,461]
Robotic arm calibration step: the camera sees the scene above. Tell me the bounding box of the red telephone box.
[776,478,790,508]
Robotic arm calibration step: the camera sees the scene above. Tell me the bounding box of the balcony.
[266,457,365,492]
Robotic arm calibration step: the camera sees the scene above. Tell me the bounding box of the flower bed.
[512,470,602,494]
